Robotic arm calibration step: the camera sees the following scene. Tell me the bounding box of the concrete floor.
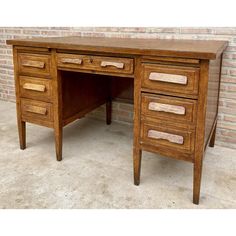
[0,100,235,209]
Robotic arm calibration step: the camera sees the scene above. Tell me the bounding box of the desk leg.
[18,120,26,150]
[133,57,142,186]
[209,122,217,147]
[54,126,62,161]
[133,148,142,185]
[52,49,63,161]
[106,99,112,125]
[193,156,203,205]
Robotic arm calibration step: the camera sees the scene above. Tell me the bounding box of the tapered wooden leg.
[133,148,142,185]
[54,126,63,161]
[106,99,112,125]
[209,122,217,147]
[18,120,26,150]
[193,157,203,205]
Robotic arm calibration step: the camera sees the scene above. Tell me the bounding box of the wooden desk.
[7,36,227,204]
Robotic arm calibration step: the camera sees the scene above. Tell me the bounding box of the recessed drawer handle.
[149,72,187,85]
[22,60,45,69]
[61,58,83,65]
[148,130,184,145]
[101,61,124,69]
[25,105,47,115]
[148,102,186,115]
[23,83,46,92]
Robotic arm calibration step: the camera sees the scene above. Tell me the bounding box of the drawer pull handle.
[101,61,124,69]
[148,130,184,145]
[148,102,185,115]
[23,83,46,92]
[22,60,45,69]
[149,72,187,85]
[25,105,47,115]
[61,58,83,65]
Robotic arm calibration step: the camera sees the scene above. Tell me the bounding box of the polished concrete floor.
[0,100,235,208]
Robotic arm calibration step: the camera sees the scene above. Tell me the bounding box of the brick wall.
[0,27,236,149]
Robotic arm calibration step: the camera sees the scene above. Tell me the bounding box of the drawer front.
[19,76,52,102]
[141,121,195,153]
[141,64,199,95]
[18,53,51,77]
[57,53,134,75]
[21,99,53,124]
[141,93,197,124]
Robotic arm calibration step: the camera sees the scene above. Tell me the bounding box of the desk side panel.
[61,71,109,125]
[204,56,222,147]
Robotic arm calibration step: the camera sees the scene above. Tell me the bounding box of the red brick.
[222,60,236,67]
[226,46,236,51]
[230,69,236,76]
[215,28,236,35]
[221,76,236,83]
[4,28,22,34]
[224,115,236,123]
[180,28,213,34]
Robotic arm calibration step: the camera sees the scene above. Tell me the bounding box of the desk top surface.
[7,36,228,59]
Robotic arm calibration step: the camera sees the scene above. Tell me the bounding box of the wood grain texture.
[23,83,46,92]
[51,49,63,161]
[141,93,197,124]
[133,57,142,186]
[141,120,195,154]
[101,61,124,69]
[148,130,184,145]
[21,60,45,69]
[19,76,52,102]
[148,102,186,115]
[7,36,228,59]
[204,56,222,149]
[24,105,47,115]
[141,56,200,65]
[18,53,52,78]
[13,46,26,150]
[60,71,108,123]
[8,36,227,204]
[149,72,188,85]
[193,59,209,205]
[61,57,83,65]
[57,53,133,75]
[21,98,53,124]
[142,63,200,95]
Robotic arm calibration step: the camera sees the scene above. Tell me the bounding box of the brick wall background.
[0,27,236,149]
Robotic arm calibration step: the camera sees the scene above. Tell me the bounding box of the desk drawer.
[19,76,52,102]
[141,93,197,124]
[18,53,52,77]
[141,64,199,95]
[21,99,53,124]
[141,120,195,154]
[57,53,134,75]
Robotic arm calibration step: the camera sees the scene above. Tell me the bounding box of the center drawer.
[57,53,134,75]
